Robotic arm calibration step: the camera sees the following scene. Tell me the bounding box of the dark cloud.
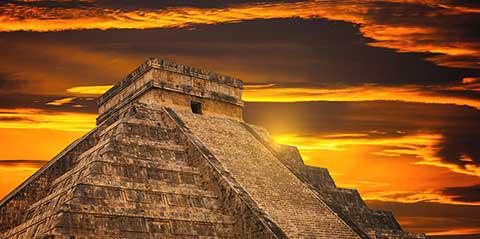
[432,89,480,101]
[367,200,480,235]
[441,184,480,203]
[0,72,24,92]
[0,0,307,15]
[0,160,47,168]
[0,94,96,114]
[0,116,36,122]
[446,0,480,9]
[430,235,480,239]
[0,0,95,9]
[94,0,307,10]
[437,129,480,169]
[0,18,476,89]
[0,0,478,70]
[244,101,478,135]
[345,0,480,69]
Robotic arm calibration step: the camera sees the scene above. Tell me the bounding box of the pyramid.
[0,58,425,239]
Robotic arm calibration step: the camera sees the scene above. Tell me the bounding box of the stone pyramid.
[0,58,425,239]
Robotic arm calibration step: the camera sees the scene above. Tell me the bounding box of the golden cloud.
[67,85,113,95]
[273,132,480,192]
[46,97,76,106]
[428,228,480,236]
[0,108,96,131]
[243,84,480,109]
[0,0,478,69]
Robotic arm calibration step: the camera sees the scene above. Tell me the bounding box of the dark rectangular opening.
[191,101,202,114]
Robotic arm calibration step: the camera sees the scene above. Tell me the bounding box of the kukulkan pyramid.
[0,58,425,239]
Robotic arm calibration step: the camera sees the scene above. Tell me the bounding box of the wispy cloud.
[46,97,76,106]
[0,159,47,168]
[0,108,96,131]
[67,85,112,95]
[274,130,480,177]
[243,84,480,109]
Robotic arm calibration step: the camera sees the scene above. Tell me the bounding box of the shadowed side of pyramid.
[0,58,425,239]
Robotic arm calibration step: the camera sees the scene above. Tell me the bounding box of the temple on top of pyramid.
[0,58,425,239]
[96,58,244,124]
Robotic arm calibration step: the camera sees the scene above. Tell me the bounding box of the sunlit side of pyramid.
[0,58,425,239]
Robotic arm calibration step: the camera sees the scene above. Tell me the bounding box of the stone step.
[116,121,183,144]
[25,181,223,218]
[62,204,235,225]
[49,153,198,187]
[79,177,217,198]
[72,184,220,210]
[107,148,191,167]
[94,159,200,175]
[55,211,236,238]
[104,140,189,164]
[86,161,203,187]
[47,155,200,198]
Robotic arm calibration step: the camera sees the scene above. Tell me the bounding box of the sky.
[0,0,479,237]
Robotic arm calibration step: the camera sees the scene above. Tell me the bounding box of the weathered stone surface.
[0,58,425,239]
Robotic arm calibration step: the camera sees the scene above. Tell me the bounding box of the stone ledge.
[96,80,244,125]
[98,58,243,107]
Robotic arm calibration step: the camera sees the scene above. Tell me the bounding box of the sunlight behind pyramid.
[0,58,425,239]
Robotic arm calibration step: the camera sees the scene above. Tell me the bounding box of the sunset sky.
[0,0,479,237]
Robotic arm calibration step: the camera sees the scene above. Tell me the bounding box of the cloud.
[449,77,480,92]
[430,234,480,239]
[46,97,76,106]
[244,101,480,178]
[0,40,140,96]
[0,18,476,99]
[432,120,480,177]
[0,0,478,69]
[0,108,96,131]
[0,72,25,92]
[441,184,480,203]
[95,0,308,10]
[67,85,112,95]
[272,132,441,154]
[367,200,480,236]
[0,116,36,122]
[462,77,480,84]
[0,93,97,113]
[0,159,47,168]
[273,130,479,178]
[242,84,480,109]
